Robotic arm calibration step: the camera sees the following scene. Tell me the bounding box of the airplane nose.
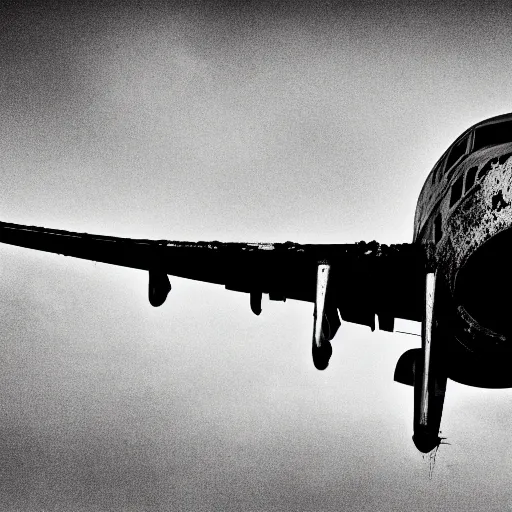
[412,432,440,453]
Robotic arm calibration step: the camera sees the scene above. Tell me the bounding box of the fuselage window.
[434,214,442,243]
[433,159,445,183]
[465,166,478,192]
[445,136,468,175]
[450,175,464,207]
[473,120,512,152]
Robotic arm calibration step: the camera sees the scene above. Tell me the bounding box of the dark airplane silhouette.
[1,113,511,453]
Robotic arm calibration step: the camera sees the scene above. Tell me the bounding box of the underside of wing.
[0,221,427,332]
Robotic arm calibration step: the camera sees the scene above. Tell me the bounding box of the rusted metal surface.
[408,113,512,389]
[414,113,512,239]
[412,114,512,385]
[448,154,512,274]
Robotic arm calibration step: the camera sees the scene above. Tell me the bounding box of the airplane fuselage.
[414,114,512,388]
[0,112,509,453]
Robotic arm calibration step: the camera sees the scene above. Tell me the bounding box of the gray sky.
[1,1,512,510]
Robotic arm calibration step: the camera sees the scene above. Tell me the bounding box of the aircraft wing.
[0,220,426,328]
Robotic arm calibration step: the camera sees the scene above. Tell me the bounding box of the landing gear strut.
[413,271,447,453]
[311,263,341,370]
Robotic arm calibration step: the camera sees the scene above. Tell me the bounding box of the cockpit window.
[445,135,468,175]
[473,120,512,152]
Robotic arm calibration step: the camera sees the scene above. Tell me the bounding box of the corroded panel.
[443,154,512,292]
[431,152,512,360]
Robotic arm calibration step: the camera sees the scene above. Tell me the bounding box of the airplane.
[0,112,511,454]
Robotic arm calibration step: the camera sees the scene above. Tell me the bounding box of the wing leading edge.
[0,221,426,331]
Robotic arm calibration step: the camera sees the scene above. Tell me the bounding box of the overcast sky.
[1,1,512,510]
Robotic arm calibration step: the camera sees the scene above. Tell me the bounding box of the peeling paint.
[491,190,510,211]
[445,153,512,280]
[428,150,512,357]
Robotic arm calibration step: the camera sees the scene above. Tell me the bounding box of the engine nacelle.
[148,269,171,307]
[394,348,420,387]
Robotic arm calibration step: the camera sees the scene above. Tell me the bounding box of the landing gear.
[413,271,447,453]
[312,263,332,370]
[311,263,341,370]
